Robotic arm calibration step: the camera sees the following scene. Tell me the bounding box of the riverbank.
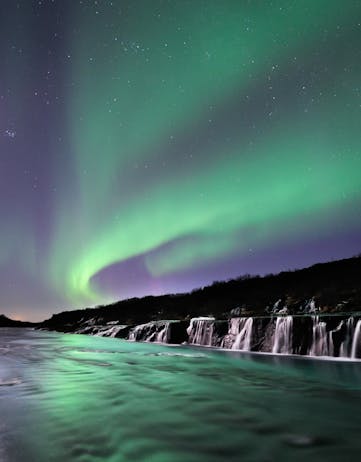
[39,313,361,360]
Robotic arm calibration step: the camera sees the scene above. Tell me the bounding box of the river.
[1,328,360,461]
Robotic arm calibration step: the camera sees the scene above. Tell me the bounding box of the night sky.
[1,0,361,321]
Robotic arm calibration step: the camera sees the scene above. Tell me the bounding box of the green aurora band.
[46,0,361,305]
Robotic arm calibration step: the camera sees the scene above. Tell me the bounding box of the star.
[4,129,16,139]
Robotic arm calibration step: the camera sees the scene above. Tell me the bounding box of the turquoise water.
[1,328,361,462]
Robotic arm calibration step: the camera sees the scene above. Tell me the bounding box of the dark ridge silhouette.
[40,255,361,332]
[0,314,37,328]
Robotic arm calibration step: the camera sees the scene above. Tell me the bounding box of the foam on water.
[0,378,22,386]
[147,351,208,358]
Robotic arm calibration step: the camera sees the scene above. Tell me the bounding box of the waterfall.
[64,310,361,360]
[339,318,354,357]
[156,322,170,343]
[309,316,329,356]
[94,325,126,338]
[123,315,361,359]
[128,323,146,341]
[231,318,253,351]
[272,316,293,354]
[351,320,361,359]
[187,317,215,345]
[326,321,344,357]
[328,330,334,356]
[128,322,166,342]
[228,317,244,336]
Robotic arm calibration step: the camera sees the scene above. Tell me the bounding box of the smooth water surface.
[1,328,361,462]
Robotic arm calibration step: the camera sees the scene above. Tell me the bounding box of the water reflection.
[0,328,361,462]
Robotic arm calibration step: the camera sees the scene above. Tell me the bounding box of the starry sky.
[1,0,361,321]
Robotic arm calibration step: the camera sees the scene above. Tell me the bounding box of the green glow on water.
[1,330,361,461]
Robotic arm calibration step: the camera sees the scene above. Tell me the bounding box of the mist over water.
[1,328,361,462]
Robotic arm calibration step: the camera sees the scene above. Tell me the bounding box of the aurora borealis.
[1,1,361,321]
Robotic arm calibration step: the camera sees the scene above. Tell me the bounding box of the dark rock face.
[167,321,189,344]
[128,321,189,344]
[113,325,132,339]
[252,317,275,352]
[292,317,313,355]
[212,321,229,346]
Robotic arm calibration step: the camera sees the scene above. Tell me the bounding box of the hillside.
[40,255,361,331]
[0,314,37,328]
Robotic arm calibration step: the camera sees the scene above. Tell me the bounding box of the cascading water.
[309,316,329,356]
[69,312,361,360]
[187,317,215,345]
[340,317,354,357]
[156,322,170,343]
[94,325,126,338]
[128,323,147,341]
[231,318,253,351]
[128,322,168,342]
[328,330,335,357]
[228,317,244,337]
[272,316,293,354]
[125,315,361,359]
[351,319,361,359]
[326,321,344,357]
